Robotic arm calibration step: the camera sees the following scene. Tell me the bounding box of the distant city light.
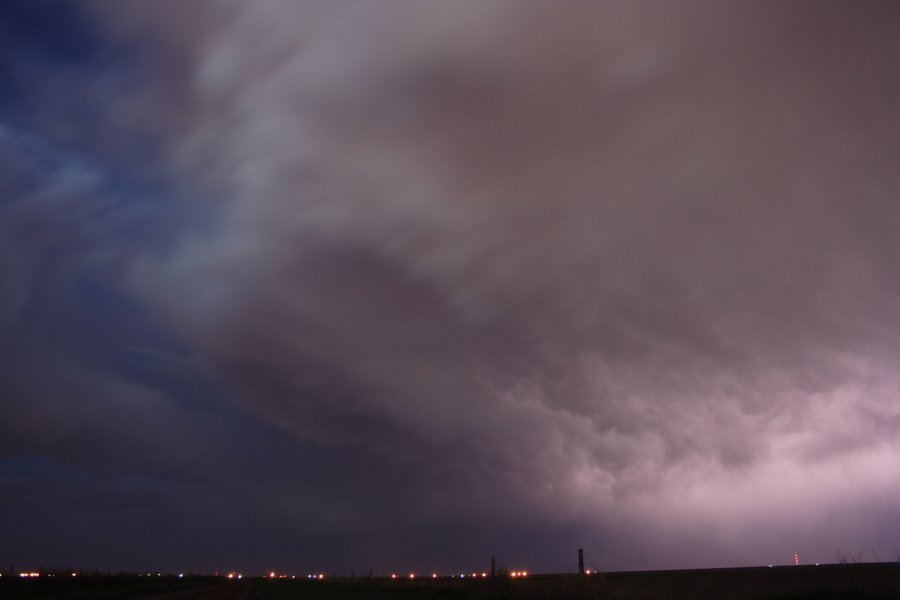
[270,572,276,578]
[432,573,438,579]
[178,574,184,579]
[409,573,415,579]
[391,573,397,579]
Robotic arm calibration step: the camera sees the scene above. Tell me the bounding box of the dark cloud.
[2,0,899,573]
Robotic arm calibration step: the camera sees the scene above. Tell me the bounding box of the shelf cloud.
[2,1,898,572]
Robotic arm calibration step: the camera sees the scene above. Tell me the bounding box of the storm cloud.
[2,1,899,574]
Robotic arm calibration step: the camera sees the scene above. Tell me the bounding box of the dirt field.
[3,563,898,600]
[246,564,900,600]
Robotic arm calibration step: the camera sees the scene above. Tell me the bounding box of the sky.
[1,0,899,576]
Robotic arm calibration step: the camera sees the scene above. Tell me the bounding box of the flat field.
[2,563,898,600]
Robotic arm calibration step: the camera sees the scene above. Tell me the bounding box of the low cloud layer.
[2,1,899,573]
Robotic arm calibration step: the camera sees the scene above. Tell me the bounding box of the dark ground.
[2,563,898,600]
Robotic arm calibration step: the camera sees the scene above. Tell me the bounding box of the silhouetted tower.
[578,549,584,576]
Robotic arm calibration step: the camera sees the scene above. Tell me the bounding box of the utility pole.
[491,556,496,578]
[578,548,584,577]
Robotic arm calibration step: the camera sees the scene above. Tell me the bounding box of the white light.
[178,574,184,579]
